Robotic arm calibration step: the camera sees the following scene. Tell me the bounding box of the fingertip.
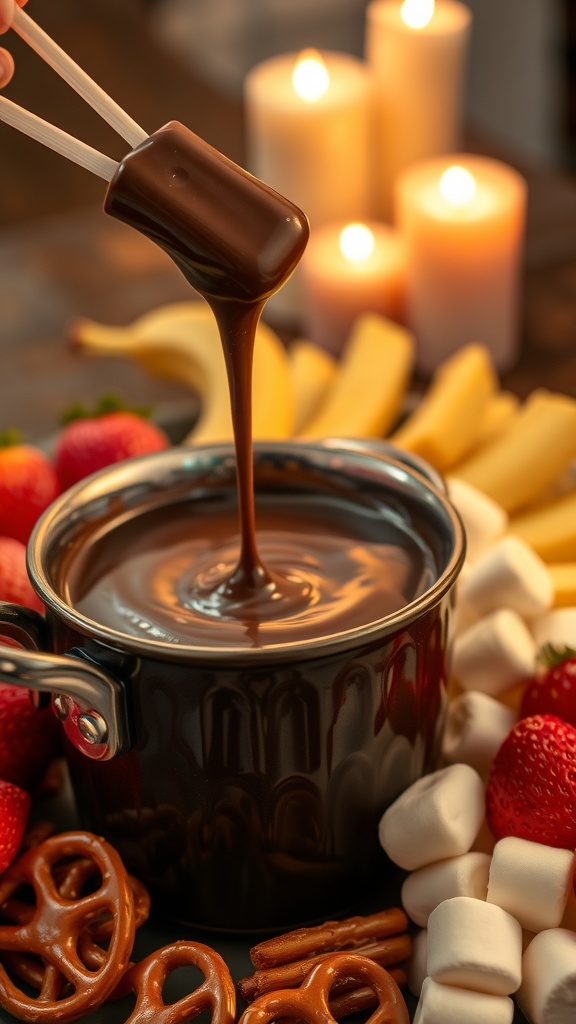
[0,46,14,87]
[0,0,14,35]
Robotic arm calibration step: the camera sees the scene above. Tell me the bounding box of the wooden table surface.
[1,0,576,442]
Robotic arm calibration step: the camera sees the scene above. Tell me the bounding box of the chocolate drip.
[105,122,312,620]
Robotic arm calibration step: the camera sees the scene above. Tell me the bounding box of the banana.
[453,389,576,514]
[547,563,576,607]
[287,339,337,434]
[391,343,498,472]
[69,301,294,444]
[297,314,414,440]
[470,389,520,453]
[507,490,576,562]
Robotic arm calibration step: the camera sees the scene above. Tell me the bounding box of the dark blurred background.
[0,0,573,227]
[2,0,576,437]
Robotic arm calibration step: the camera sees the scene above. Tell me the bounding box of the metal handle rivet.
[77,712,108,746]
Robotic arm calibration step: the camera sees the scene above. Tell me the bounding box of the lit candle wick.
[292,49,330,102]
[400,0,435,30]
[339,223,376,264]
[439,165,477,208]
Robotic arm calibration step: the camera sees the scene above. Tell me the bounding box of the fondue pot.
[0,440,464,931]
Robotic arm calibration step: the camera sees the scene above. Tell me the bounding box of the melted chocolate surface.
[67,497,434,649]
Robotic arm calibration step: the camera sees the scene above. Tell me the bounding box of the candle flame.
[292,49,330,102]
[400,0,435,30]
[339,223,376,263]
[439,165,477,207]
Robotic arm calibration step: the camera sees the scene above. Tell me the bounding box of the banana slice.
[471,390,520,453]
[297,314,414,440]
[287,339,337,434]
[454,389,576,513]
[391,343,498,472]
[69,301,294,444]
[548,563,576,607]
[508,490,576,562]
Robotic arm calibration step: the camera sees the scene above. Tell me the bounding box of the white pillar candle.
[244,50,373,324]
[395,155,527,374]
[366,0,472,221]
[300,220,406,354]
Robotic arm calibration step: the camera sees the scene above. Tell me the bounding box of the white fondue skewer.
[11,6,147,147]
[0,94,118,179]
[0,6,148,178]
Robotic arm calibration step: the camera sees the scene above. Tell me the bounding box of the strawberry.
[53,402,170,491]
[0,536,43,614]
[520,645,576,727]
[0,779,30,874]
[0,683,61,790]
[0,433,58,544]
[486,714,576,849]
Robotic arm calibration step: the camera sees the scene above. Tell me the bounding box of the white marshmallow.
[452,608,537,695]
[487,837,575,933]
[447,477,508,563]
[471,816,497,855]
[518,929,576,1024]
[427,896,523,995]
[407,928,428,998]
[414,977,515,1024]
[402,851,491,926]
[378,764,485,871]
[460,535,553,619]
[561,889,576,931]
[531,606,576,651]
[442,691,516,776]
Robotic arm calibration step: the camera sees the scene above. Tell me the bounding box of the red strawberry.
[520,645,576,727]
[0,434,58,544]
[0,536,43,614]
[54,409,169,491]
[0,683,61,790]
[0,779,30,873]
[486,714,576,849]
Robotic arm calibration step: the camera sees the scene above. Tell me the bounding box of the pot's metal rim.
[28,440,466,665]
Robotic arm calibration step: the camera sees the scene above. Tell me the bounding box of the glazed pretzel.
[55,856,150,942]
[0,831,136,1022]
[0,858,150,996]
[238,952,409,1024]
[121,941,237,1024]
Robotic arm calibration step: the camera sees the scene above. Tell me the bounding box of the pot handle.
[0,602,131,761]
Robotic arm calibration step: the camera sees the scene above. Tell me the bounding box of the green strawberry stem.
[537,642,576,670]
[59,394,152,425]
[0,429,24,447]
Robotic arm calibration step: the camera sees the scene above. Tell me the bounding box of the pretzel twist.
[0,831,136,1022]
[121,941,237,1024]
[238,953,409,1024]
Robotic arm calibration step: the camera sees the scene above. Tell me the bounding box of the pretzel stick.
[250,908,408,969]
[238,934,412,1002]
[0,94,117,178]
[12,6,147,147]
